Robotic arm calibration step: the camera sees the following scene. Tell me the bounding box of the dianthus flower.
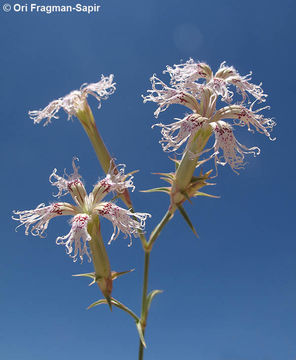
[29,75,116,126]
[143,59,275,173]
[13,159,151,262]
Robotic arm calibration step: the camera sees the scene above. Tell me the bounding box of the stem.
[138,251,150,360]
[138,210,172,360]
[147,210,172,250]
[76,102,173,359]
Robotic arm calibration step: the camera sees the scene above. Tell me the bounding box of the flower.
[56,214,92,262]
[13,159,151,262]
[144,59,275,173]
[213,61,267,103]
[29,75,116,126]
[152,114,207,152]
[13,202,78,237]
[210,121,260,174]
[95,202,150,245]
[164,59,213,88]
[142,74,200,118]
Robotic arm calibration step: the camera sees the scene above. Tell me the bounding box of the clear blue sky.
[1,0,295,359]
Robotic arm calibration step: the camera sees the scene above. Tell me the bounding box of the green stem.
[76,102,173,359]
[138,210,172,360]
[147,210,172,250]
[138,251,150,360]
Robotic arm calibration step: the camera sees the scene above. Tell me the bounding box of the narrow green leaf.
[88,297,139,322]
[87,298,107,309]
[145,290,163,313]
[177,205,199,238]
[136,321,147,348]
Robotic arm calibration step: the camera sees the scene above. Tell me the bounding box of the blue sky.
[1,0,296,359]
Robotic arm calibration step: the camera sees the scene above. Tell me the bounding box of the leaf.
[145,290,163,313]
[177,205,199,238]
[88,297,146,347]
[88,297,139,322]
[136,321,147,348]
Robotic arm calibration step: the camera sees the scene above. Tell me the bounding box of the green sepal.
[177,205,198,238]
[160,177,173,185]
[180,190,193,204]
[72,272,97,286]
[168,156,180,170]
[152,172,175,179]
[73,268,135,286]
[72,272,95,279]
[193,191,220,199]
[141,187,171,194]
[145,290,163,313]
[111,268,135,280]
[136,321,147,348]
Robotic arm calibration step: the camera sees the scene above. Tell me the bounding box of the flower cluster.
[143,59,275,173]
[29,74,116,126]
[13,159,151,262]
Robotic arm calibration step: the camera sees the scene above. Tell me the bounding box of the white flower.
[92,163,135,204]
[214,62,267,103]
[12,202,77,237]
[144,59,275,173]
[207,77,234,103]
[212,103,276,140]
[210,121,260,174]
[13,159,151,261]
[49,157,84,198]
[56,214,91,263]
[29,74,116,126]
[142,74,200,117]
[164,58,213,86]
[95,202,151,245]
[152,114,207,152]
